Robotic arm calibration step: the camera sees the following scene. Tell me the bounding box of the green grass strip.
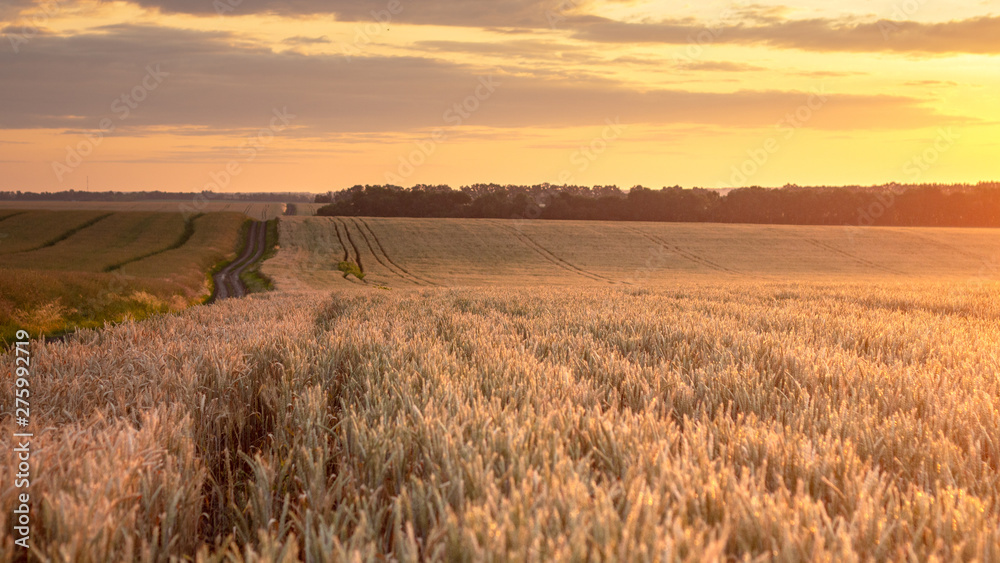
[104,213,203,272]
[27,212,115,252]
[0,210,28,224]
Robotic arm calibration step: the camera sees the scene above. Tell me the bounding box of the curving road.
[212,220,267,301]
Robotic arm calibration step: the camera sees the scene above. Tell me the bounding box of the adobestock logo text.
[51,64,169,182]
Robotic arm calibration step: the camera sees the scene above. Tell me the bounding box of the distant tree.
[307,182,1000,227]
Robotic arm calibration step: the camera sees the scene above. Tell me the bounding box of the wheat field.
[0,211,246,344]
[0,212,187,272]
[2,280,999,561]
[268,217,1000,290]
[0,211,114,255]
[2,218,1000,561]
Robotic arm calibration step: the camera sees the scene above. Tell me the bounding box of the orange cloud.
[0,25,972,135]
[571,15,1000,54]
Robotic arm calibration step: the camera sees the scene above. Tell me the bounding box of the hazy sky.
[1,0,998,192]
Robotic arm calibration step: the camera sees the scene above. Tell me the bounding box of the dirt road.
[212,220,267,301]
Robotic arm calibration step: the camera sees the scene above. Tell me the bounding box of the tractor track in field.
[626,226,738,274]
[504,224,617,284]
[804,238,902,275]
[329,219,364,285]
[335,218,364,273]
[332,220,350,262]
[0,211,27,224]
[346,218,411,284]
[888,229,990,262]
[353,217,440,286]
[212,220,267,301]
[19,212,115,254]
[105,214,202,272]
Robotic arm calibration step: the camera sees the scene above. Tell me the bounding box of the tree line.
[316,183,1000,227]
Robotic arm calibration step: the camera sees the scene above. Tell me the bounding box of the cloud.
[415,41,764,73]
[676,61,766,72]
[282,35,331,45]
[905,80,959,87]
[415,39,578,57]
[8,0,1000,57]
[0,0,37,20]
[570,15,1000,54]
[128,0,587,27]
[0,25,973,135]
[122,0,1000,55]
[792,70,866,78]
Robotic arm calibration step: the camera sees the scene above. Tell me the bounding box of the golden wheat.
[2,278,998,561]
[0,212,187,272]
[268,217,1000,290]
[0,212,249,344]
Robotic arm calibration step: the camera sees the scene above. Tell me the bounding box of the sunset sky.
[1,0,998,193]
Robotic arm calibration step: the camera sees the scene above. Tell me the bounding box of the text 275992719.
[12,329,33,549]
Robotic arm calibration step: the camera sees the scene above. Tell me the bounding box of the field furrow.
[348,217,419,285]
[626,225,739,274]
[888,228,991,262]
[0,210,26,223]
[269,217,1000,290]
[0,211,114,255]
[503,224,616,284]
[335,217,364,273]
[103,214,197,273]
[804,238,903,275]
[353,217,439,286]
[0,212,189,273]
[332,220,350,262]
[118,212,246,295]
